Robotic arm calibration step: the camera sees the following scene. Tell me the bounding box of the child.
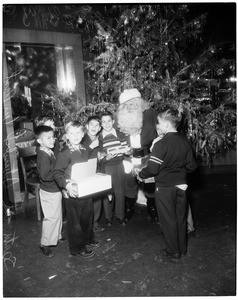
[81,116,105,232]
[34,115,61,156]
[54,121,100,258]
[34,114,67,225]
[137,108,197,260]
[35,125,63,258]
[99,111,130,226]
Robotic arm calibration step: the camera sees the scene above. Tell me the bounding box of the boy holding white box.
[54,121,100,258]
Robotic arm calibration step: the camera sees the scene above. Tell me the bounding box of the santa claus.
[116,88,159,222]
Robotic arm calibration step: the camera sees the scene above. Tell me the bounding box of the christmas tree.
[49,4,236,165]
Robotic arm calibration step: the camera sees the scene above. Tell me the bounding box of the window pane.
[5,43,56,128]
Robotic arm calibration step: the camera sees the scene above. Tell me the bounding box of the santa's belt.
[133,147,150,158]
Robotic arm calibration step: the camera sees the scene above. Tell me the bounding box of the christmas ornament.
[77,16,83,24]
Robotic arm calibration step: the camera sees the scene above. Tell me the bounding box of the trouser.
[40,189,62,246]
[187,204,195,232]
[155,186,187,254]
[65,196,94,254]
[125,174,158,217]
[143,182,157,216]
[125,172,138,199]
[103,163,125,221]
[62,196,67,222]
[93,197,102,228]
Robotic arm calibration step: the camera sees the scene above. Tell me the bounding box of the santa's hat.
[119,88,141,104]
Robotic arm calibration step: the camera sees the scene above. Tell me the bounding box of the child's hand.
[90,139,99,149]
[66,182,78,198]
[106,153,117,160]
[133,167,140,176]
[124,147,133,156]
[136,174,143,182]
[133,166,144,176]
[98,151,107,160]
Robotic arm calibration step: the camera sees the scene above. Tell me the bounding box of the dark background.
[3,3,236,45]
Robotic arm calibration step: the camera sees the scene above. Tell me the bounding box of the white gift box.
[142,177,155,183]
[107,145,130,155]
[71,159,112,198]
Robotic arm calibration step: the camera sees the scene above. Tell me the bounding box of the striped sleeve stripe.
[121,141,127,146]
[149,156,163,164]
[103,141,121,148]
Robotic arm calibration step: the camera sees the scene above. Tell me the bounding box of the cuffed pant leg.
[176,188,187,253]
[65,196,94,254]
[155,186,180,254]
[103,195,114,221]
[113,164,125,220]
[40,190,62,246]
[93,197,102,227]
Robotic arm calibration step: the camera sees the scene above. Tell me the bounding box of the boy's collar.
[87,132,98,141]
[102,128,117,138]
[39,146,55,157]
[67,141,85,152]
[165,130,178,134]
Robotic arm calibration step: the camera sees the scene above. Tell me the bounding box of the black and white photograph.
[2,1,236,297]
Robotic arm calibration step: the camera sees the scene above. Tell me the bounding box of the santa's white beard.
[117,107,143,136]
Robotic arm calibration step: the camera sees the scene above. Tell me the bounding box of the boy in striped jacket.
[99,111,130,226]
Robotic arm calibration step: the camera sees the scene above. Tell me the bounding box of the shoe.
[106,219,112,226]
[93,226,105,232]
[159,248,181,259]
[39,245,55,258]
[125,209,135,221]
[147,207,159,221]
[87,241,101,248]
[153,219,160,225]
[188,230,195,238]
[71,248,95,258]
[58,238,67,246]
[116,218,127,226]
[125,197,136,220]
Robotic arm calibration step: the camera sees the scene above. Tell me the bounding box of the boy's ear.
[37,138,42,145]
[86,124,89,130]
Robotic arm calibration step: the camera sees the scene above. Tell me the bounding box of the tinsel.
[8,4,235,165]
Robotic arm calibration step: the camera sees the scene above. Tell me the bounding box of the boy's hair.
[158,108,182,128]
[34,125,54,139]
[65,121,84,133]
[34,115,54,127]
[100,111,114,120]
[87,115,101,124]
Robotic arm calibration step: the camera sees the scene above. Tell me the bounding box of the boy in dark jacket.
[35,125,63,258]
[137,108,197,260]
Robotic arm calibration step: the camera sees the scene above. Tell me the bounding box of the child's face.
[86,120,101,137]
[44,120,55,131]
[66,126,84,146]
[101,116,114,132]
[156,116,168,134]
[37,131,55,149]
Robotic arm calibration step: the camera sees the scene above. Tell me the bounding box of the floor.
[3,171,236,297]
